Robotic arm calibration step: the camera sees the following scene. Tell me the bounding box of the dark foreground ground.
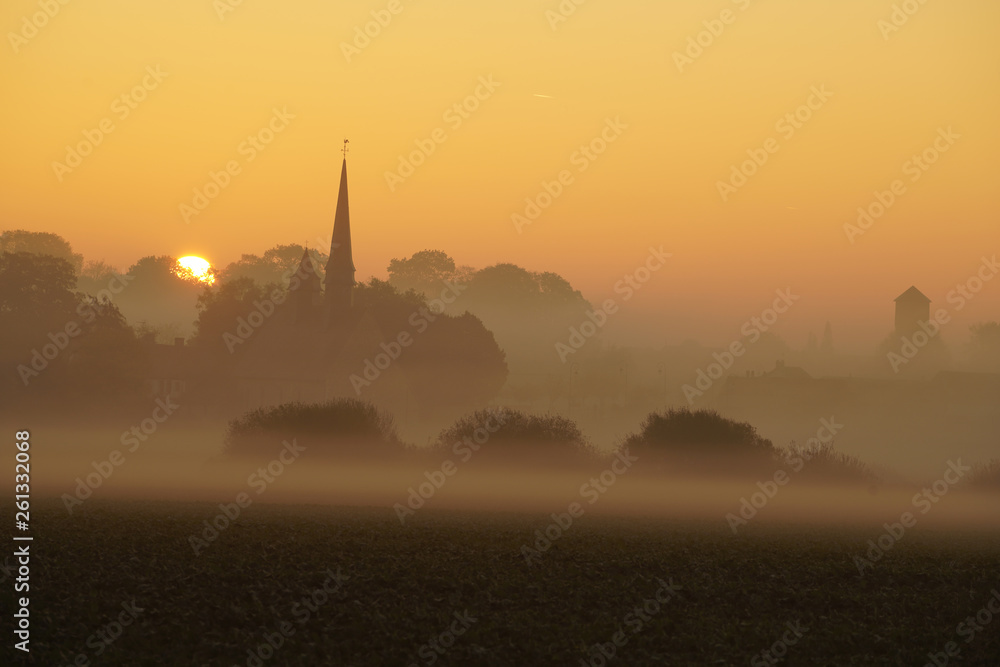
[4,500,999,666]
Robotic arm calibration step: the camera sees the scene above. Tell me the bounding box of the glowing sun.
[175,256,216,285]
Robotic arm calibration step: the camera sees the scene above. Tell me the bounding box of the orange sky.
[1,0,998,350]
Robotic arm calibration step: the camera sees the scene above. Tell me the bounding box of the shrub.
[777,441,881,486]
[621,408,775,466]
[431,407,596,466]
[968,459,1000,490]
[224,400,404,459]
[617,408,778,475]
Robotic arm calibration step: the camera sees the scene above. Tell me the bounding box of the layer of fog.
[22,421,999,532]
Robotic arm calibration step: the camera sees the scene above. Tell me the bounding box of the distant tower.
[894,286,931,335]
[292,247,322,326]
[325,140,356,326]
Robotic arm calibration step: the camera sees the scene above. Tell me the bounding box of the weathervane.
[342,138,349,158]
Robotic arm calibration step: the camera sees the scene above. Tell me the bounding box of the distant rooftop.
[894,286,930,303]
[763,360,812,380]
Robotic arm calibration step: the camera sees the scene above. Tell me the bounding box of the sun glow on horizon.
[175,256,215,285]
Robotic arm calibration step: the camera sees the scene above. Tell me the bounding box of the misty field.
[13,499,1000,666]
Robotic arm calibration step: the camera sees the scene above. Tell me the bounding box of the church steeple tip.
[325,138,356,325]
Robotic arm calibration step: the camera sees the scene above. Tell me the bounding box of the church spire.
[325,140,356,323]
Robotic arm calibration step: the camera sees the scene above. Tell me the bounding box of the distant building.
[894,286,930,335]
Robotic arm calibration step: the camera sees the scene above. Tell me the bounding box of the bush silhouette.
[431,407,596,466]
[968,459,1000,490]
[620,408,775,472]
[776,441,881,485]
[224,400,404,459]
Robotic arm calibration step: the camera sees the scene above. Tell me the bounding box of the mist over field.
[6,408,995,537]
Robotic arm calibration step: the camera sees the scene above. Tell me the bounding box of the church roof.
[894,286,930,304]
[294,247,321,291]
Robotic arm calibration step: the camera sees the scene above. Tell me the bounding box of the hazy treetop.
[0,229,83,273]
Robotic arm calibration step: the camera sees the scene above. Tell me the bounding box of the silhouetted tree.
[0,230,83,273]
[0,253,80,385]
[354,278,508,409]
[0,252,78,318]
[385,254,593,373]
[77,260,122,295]
[354,277,426,314]
[116,255,203,339]
[60,297,145,398]
[191,277,278,356]
[387,250,457,297]
[459,263,593,374]
[0,252,143,405]
[220,244,326,287]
